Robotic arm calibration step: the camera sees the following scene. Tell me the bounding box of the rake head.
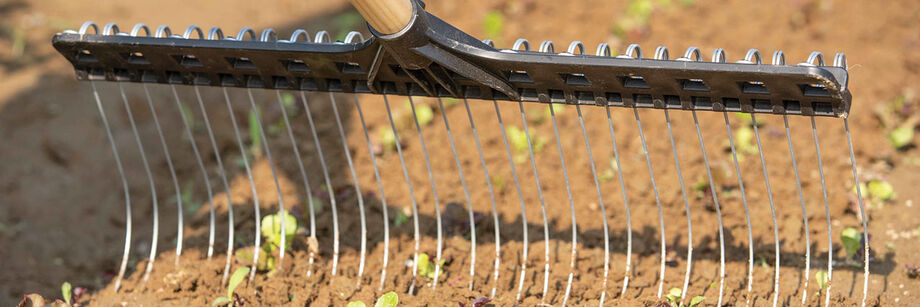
[48,0,870,306]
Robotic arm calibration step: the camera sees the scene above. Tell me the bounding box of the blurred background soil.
[1,0,920,305]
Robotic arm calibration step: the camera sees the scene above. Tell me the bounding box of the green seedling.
[393,208,409,227]
[346,301,367,307]
[378,128,398,153]
[867,180,895,201]
[663,287,705,307]
[887,125,914,150]
[212,267,250,306]
[733,126,758,155]
[491,174,506,191]
[408,101,434,126]
[482,11,504,40]
[841,227,862,264]
[375,291,399,307]
[61,281,72,304]
[506,125,546,163]
[417,252,446,279]
[248,107,263,157]
[599,157,620,182]
[734,112,763,127]
[816,270,829,292]
[262,211,297,251]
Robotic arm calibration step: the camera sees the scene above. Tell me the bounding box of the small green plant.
[733,126,758,155]
[867,180,895,201]
[816,270,829,292]
[506,125,546,163]
[482,11,504,40]
[212,267,250,306]
[599,157,620,182]
[887,125,914,149]
[246,211,297,271]
[663,287,705,307]
[61,281,72,305]
[346,301,367,307]
[378,129,398,153]
[841,227,862,265]
[417,252,445,279]
[491,174,506,191]
[374,291,399,307]
[411,102,434,127]
[393,208,409,227]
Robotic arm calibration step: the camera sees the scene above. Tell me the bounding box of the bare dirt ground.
[1,0,919,306]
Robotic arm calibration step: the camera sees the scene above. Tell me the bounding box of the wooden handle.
[349,0,414,35]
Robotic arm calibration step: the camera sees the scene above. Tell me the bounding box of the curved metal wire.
[116,84,159,284]
[631,106,667,298]
[783,115,812,304]
[750,113,781,307]
[663,109,694,303]
[722,113,755,306]
[491,99,529,303]
[405,96,445,289]
[690,110,726,306]
[141,85,183,266]
[353,94,391,290]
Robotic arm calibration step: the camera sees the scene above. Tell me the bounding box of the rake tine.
[690,110,726,306]
[275,90,317,278]
[604,106,627,301]
[664,109,694,304]
[170,85,217,262]
[548,103,578,306]
[381,94,421,294]
[632,107,668,298]
[435,97,477,291]
[193,86,238,283]
[212,87,244,285]
[406,96,445,289]
[141,85,184,266]
[90,82,132,292]
[296,91,337,277]
[722,112,755,306]
[811,116,833,307]
[783,115,811,304]
[571,105,602,307]
[750,113,781,307]
[353,94,391,290]
[844,118,869,307]
[519,100,551,302]
[117,84,159,283]
[245,89,289,271]
[327,92,369,286]
[462,98,501,298]
[491,100,529,302]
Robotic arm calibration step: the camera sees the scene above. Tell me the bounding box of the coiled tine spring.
[102,23,119,36]
[344,31,365,43]
[183,25,203,39]
[772,51,786,66]
[737,49,762,64]
[712,48,726,63]
[482,39,495,48]
[565,40,584,55]
[617,43,643,59]
[314,30,332,43]
[834,53,847,68]
[677,47,702,62]
[155,26,172,38]
[287,29,311,43]
[130,24,150,37]
[76,21,99,38]
[260,29,278,42]
[236,27,257,41]
[512,38,531,51]
[206,27,223,40]
[805,51,825,66]
[653,46,669,60]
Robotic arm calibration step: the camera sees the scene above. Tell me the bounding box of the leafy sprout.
[261,211,297,251]
[212,267,250,306]
[887,125,914,150]
[663,287,705,307]
[506,125,546,163]
[374,291,399,307]
[417,252,445,279]
[248,107,262,157]
[411,101,434,127]
[61,282,72,304]
[816,270,829,291]
[841,227,862,264]
[482,11,504,40]
[346,301,367,307]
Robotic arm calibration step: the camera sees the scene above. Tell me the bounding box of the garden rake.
[50,0,869,305]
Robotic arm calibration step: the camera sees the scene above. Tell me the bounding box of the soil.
[2,0,920,306]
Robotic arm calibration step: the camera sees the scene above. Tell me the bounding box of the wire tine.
[117,84,160,283]
[604,106,627,301]
[296,91,339,277]
[353,94,391,290]
[722,112,755,306]
[406,96,445,289]
[213,87,246,285]
[90,82,132,292]
[811,116,833,307]
[381,94,421,294]
[245,89,288,271]
[275,90,316,278]
[749,113,781,307]
[631,107,668,298]
[327,92,368,287]
[462,98,501,298]
[491,100,528,302]
[170,85,217,262]
[664,109,694,303]
[690,110,726,306]
[782,115,811,304]
[434,97,477,291]
[141,85,183,266]
[519,101,551,302]
[570,105,605,307]
[844,118,870,307]
[548,103,577,306]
